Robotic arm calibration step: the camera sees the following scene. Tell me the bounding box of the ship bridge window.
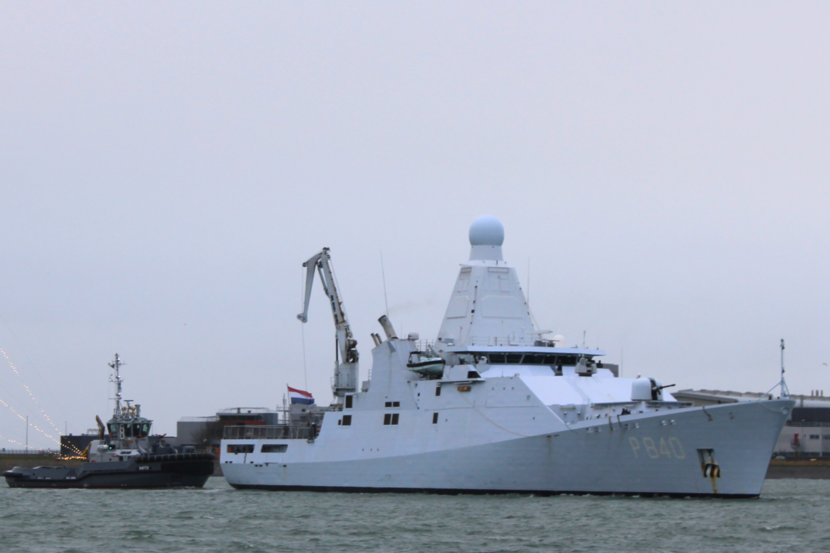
[480,353,578,366]
[130,424,149,438]
[261,444,288,453]
[227,444,255,454]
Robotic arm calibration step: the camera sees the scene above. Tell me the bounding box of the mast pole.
[780,339,790,398]
[108,354,126,417]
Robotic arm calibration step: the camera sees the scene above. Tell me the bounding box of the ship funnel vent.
[378,315,398,340]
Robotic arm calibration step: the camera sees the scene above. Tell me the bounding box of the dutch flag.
[288,386,315,405]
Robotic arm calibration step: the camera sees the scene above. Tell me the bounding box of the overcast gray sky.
[1,2,828,448]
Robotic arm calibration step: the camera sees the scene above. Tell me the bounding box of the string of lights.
[0,347,64,437]
[0,347,85,455]
[0,433,57,454]
[0,397,84,456]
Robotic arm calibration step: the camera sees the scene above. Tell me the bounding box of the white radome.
[469,215,504,246]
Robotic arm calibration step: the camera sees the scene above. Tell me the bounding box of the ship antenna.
[300,268,309,391]
[381,251,390,320]
[108,353,126,418]
[780,339,790,398]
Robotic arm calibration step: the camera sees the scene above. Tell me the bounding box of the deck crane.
[297,247,358,398]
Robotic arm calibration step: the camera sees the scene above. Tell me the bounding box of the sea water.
[1,478,828,553]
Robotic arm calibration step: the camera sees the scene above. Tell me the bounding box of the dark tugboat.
[4,354,214,489]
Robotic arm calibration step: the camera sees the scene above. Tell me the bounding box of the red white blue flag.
[288,386,314,405]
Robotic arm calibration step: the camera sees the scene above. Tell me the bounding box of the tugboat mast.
[108,353,125,418]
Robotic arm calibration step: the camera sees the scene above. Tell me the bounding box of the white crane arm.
[296,248,358,366]
[297,250,325,324]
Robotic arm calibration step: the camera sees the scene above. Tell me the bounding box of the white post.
[780,339,790,398]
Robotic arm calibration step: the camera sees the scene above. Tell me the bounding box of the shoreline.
[765,459,830,479]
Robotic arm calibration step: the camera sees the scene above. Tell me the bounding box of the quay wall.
[765,459,830,479]
[0,454,83,473]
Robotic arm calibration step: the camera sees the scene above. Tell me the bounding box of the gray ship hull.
[4,453,214,489]
[223,400,791,498]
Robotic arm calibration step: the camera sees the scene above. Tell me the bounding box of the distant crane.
[297,248,359,399]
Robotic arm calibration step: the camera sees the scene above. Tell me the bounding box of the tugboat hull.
[4,453,214,489]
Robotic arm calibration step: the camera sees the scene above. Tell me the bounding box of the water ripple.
[0,479,827,552]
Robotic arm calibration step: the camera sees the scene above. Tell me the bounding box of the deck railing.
[223,424,317,441]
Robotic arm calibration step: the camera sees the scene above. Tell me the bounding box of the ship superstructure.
[221,216,793,497]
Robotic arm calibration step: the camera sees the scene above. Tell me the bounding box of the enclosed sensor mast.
[297,248,358,398]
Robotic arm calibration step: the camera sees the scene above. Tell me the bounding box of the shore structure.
[220,216,793,497]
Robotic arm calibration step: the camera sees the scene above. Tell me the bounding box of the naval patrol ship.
[220,216,793,497]
[4,355,214,488]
